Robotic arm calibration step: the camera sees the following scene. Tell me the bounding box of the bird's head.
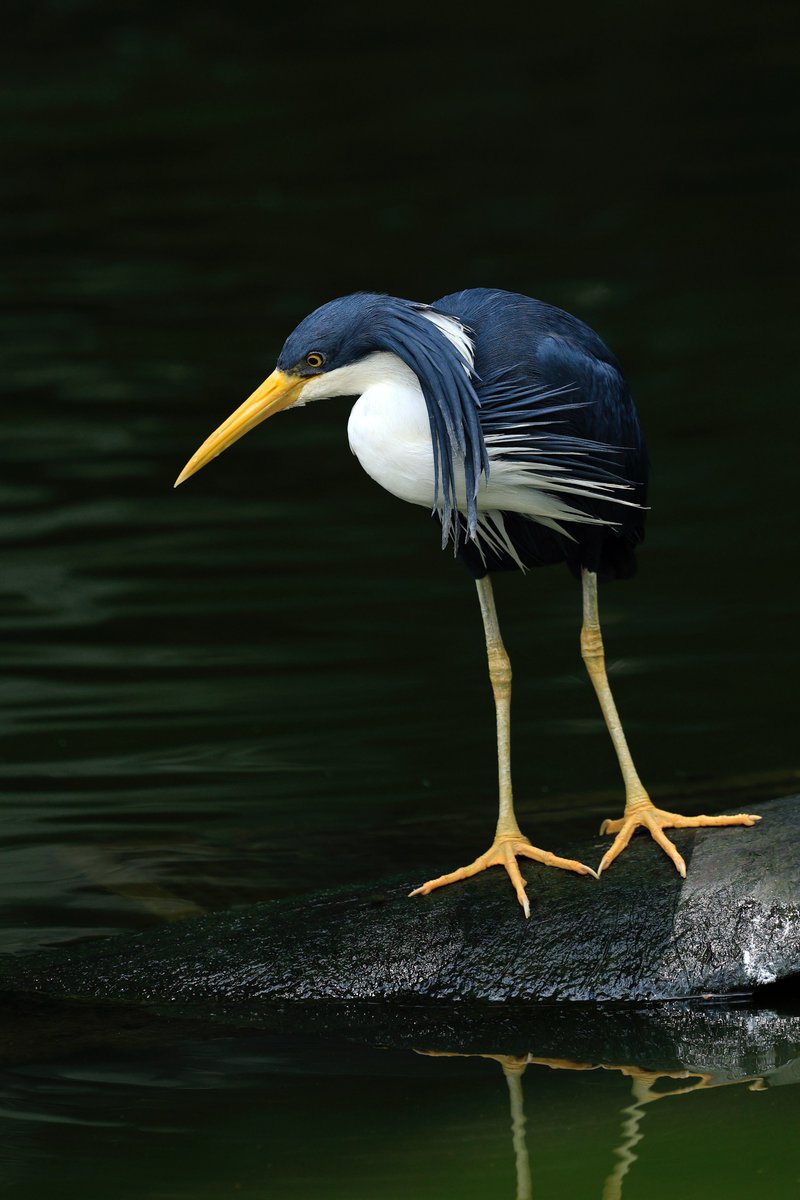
[174,295,380,488]
[174,292,488,542]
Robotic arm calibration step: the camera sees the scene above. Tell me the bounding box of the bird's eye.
[305,351,325,368]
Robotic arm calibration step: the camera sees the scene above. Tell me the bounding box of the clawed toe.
[410,832,596,917]
[598,802,762,876]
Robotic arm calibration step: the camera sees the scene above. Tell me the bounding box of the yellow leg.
[410,576,596,917]
[580,568,760,876]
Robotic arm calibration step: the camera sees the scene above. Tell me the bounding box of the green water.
[1,2,799,1195]
[3,1029,799,1198]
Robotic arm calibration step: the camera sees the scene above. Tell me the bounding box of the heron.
[175,289,759,916]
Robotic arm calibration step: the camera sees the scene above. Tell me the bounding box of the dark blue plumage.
[278,288,648,583]
[432,288,648,580]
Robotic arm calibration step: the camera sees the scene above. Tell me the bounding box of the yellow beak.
[174,369,307,487]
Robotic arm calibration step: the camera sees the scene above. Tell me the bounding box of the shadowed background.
[1,2,799,1195]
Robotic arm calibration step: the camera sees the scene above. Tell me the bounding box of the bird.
[175,288,760,916]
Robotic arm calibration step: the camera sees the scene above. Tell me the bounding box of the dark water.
[3,1025,800,1199]
[1,2,799,1195]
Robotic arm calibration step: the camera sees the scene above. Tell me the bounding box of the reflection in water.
[421,1050,773,1200]
[0,1008,797,1198]
[601,1068,707,1200]
[503,1060,532,1200]
[603,1082,643,1200]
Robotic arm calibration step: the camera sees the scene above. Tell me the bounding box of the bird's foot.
[409,832,597,919]
[598,800,761,877]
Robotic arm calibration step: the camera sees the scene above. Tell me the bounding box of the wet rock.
[2,796,798,1007]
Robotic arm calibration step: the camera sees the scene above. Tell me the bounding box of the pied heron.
[176,289,759,916]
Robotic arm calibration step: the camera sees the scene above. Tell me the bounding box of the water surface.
[1,2,798,1194]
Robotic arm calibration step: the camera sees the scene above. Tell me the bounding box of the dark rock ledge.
[2,795,798,1009]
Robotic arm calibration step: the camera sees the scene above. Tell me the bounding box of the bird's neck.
[346,356,437,509]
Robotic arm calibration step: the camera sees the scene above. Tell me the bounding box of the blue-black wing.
[433,288,648,580]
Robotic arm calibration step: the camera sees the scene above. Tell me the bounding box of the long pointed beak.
[174,369,307,487]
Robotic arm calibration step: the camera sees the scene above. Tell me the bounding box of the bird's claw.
[598,804,761,877]
[410,833,597,918]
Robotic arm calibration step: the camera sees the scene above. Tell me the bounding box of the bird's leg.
[581,568,760,876]
[410,576,595,917]
[481,573,518,841]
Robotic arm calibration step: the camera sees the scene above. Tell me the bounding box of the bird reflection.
[419,1050,767,1200]
[502,1058,532,1200]
[600,1067,708,1200]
